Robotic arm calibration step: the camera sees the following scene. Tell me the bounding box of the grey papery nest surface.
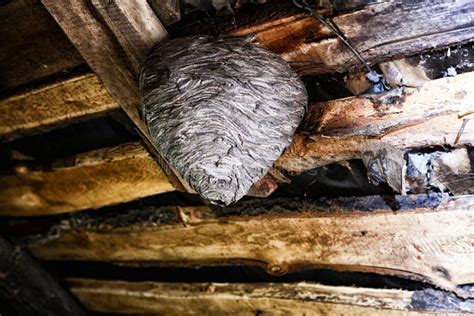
[140,35,307,205]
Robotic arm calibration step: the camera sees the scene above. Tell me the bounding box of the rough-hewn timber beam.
[174,1,474,75]
[67,279,474,315]
[277,71,474,173]
[26,194,474,297]
[0,142,174,216]
[0,0,84,92]
[0,73,119,140]
[40,0,190,192]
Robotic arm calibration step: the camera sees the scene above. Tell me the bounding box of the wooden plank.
[26,194,474,297]
[0,237,86,315]
[67,279,474,315]
[0,0,84,92]
[0,73,119,139]
[148,0,180,26]
[40,0,189,192]
[277,72,474,173]
[0,142,174,216]
[173,1,474,75]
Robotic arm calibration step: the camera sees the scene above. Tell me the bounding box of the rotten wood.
[25,194,474,297]
[278,71,474,173]
[67,279,474,315]
[40,0,189,193]
[0,142,174,216]
[0,236,86,315]
[0,73,119,140]
[172,0,474,75]
[0,0,84,93]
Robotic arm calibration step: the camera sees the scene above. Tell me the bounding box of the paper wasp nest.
[140,35,307,205]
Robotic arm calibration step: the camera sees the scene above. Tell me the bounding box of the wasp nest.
[140,35,307,205]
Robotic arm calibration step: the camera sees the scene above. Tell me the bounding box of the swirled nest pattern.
[140,35,307,205]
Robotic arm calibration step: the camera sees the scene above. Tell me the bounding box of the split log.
[0,142,174,216]
[0,236,86,315]
[0,0,84,92]
[277,71,474,173]
[25,194,474,297]
[41,0,189,192]
[172,0,474,75]
[0,73,119,140]
[67,279,474,315]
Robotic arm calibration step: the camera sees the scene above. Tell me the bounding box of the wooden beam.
[0,0,84,93]
[26,194,474,297]
[40,0,189,192]
[67,279,474,315]
[173,1,474,75]
[0,142,174,216]
[0,237,86,315]
[277,71,474,173]
[148,0,180,26]
[0,73,119,140]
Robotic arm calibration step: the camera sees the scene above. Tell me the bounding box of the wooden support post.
[0,236,86,315]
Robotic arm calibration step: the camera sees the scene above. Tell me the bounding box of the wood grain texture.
[27,195,474,297]
[41,0,188,192]
[0,73,119,139]
[0,0,84,92]
[67,279,474,315]
[277,72,474,172]
[175,1,474,75]
[0,142,174,216]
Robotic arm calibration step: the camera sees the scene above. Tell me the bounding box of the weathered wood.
[91,0,168,76]
[0,73,119,139]
[41,0,188,192]
[0,0,84,92]
[26,194,474,296]
[67,279,474,315]
[278,72,474,173]
[174,1,474,75]
[0,236,86,315]
[148,0,180,26]
[0,142,174,216]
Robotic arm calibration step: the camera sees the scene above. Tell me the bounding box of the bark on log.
[25,194,474,297]
[0,73,119,140]
[0,236,86,315]
[0,142,174,216]
[67,279,474,315]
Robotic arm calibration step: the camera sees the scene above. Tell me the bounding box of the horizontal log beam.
[173,1,474,75]
[0,73,119,140]
[26,194,474,297]
[68,279,474,315]
[0,142,174,216]
[277,71,474,172]
[0,0,84,92]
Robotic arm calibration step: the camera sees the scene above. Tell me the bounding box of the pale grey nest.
[140,35,307,205]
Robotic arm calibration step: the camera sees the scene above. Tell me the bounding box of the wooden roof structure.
[0,0,473,314]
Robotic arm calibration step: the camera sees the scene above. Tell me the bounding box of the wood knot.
[266,263,288,276]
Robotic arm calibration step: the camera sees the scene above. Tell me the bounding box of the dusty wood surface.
[0,0,84,93]
[0,73,119,139]
[0,142,174,216]
[148,0,180,26]
[277,72,474,173]
[41,0,188,193]
[26,194,474,297]
[0,237,86,315]
[91,0,168,76]
[67,279,474,315]
[173,1,474,75]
